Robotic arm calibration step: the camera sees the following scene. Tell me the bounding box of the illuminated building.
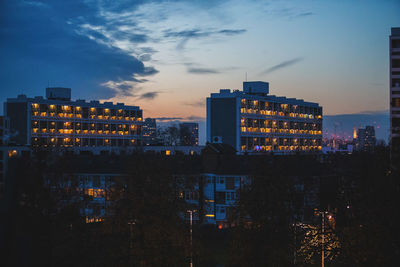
[4,87,143,148]
[356,126,376,151]
[143,118,157,145]
[207,81,323,154]
[179,122,199,146]
[390,27,400,162]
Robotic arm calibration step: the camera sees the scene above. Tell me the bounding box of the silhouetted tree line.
[2,149,399,266]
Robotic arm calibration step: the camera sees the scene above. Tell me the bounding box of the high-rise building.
[356,126,376,151]
[390,27,400,163]
[4,88,143,148]
[179,122,199,146]
[142,118,157,145]
[0,116,10,146]
[207,81,323,153]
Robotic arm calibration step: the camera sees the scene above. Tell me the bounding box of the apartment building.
[207,81,323,154]
[142,118,157,145]
[179,122,199,146]
[390,27,400,162]
[356,126,376,151]
[5,87,143,148]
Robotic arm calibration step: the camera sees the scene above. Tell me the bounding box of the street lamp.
[318,211,334,267]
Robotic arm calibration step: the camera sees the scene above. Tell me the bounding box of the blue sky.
[0,0,399,143]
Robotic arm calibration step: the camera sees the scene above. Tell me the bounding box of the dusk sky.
[1,0,399,142]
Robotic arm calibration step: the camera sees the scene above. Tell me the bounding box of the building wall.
[5,102,29,145]
[390,28,400,162]
[209,98,238,148]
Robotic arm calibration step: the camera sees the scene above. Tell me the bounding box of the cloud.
[260,58,303,75]
[163,28,246,50]
[296,12,314,17]
[154,117,183,121]
[187,67,220,74]
[137,91,160,100]
[138,53,152,62]
[21,1,49,8]
[0,1,158,101]
[186,116,205,121]
[183,100,205,107]
[218,29,246,35]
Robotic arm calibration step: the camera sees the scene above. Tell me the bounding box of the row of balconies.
[31,137,139,147]
[240,145,322,152]
[240,99,321,114]
[31,103,141,116]
[31,111,142,121]
[32,128,140,136]
[240,108,322,119]
[240,127,322,135]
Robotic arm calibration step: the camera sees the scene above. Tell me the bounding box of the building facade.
[142,118,157,145]
[356,126,376,151]
[179,122,199,146]
[207,81,323,153]
[5,88,143,148]
[0,116,10,147]
[390,28,400,163]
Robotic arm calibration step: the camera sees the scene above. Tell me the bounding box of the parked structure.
[4,87,143,147]
[207,81,323,154]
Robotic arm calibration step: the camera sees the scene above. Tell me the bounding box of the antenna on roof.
[245,72,247,82]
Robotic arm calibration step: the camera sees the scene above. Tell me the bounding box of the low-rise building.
[5,87,143,148]
[207,81,323,154]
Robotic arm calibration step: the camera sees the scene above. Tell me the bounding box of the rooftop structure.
[207,81,323,154]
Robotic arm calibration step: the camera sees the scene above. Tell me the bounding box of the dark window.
[215,192,226,204]
[392,39,400,49]
[392,78,400,87]
[393,59,400,68]
[226,177,235,190]
[393,118,400,128]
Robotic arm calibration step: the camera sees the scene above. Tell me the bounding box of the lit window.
[165,150,171,156]
[8,150,18,157]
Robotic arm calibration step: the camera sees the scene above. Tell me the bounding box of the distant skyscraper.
[179,122,199,146]
[207,81,323,153]
[356,126,376,151]
[143,118,157,145]
[390,27,400,163]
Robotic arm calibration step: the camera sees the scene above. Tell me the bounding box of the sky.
[1,0,399,144]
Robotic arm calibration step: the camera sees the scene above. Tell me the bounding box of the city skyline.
[1,0,399,144]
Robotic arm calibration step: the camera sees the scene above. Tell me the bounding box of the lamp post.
[319,211,333,267]
[321,212,326,267]
[187,209,196,267]
[128,219,136,266]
